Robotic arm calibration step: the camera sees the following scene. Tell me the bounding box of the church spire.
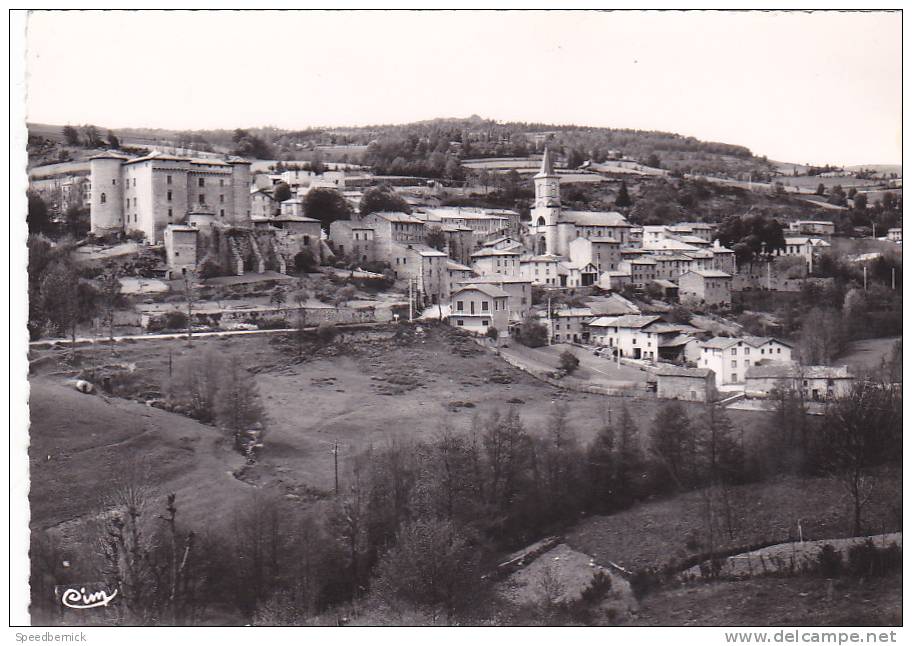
[536,146,556,178]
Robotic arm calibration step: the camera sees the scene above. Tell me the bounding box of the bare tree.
[821,381,902,535]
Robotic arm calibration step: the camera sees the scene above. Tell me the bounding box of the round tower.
[229,159,252,225]
[89,153,126,236]
[531,147,562,255]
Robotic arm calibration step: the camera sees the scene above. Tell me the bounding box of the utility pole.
[183,269,195,347]
[892,267,896,290]
[408,278,413,322]
[767,261,772,290]
[547,296,552,345]
[863,265,868,291]
[332,442,339,496]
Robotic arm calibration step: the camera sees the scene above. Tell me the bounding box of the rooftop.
[459,273,532,284]
[700,336,793,350]
[560,210,632,227]
[684,269,733,278]
[654,364,713,378]
[446,260,474,272]
[587,314,662,329]
[454,283,509,299]
[471,247,521,258]
[745,364,852,380]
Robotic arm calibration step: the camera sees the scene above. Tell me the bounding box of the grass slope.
[28,378,249,535]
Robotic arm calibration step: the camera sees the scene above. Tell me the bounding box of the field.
[28,324,776,528]
[838,336,900,372]
[566,470,901,573]
[28,378,249,535]
[635,574,902,626]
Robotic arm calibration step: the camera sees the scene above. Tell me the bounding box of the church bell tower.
[531,146,561,255]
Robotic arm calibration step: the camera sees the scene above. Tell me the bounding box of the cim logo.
[55,583,119,610]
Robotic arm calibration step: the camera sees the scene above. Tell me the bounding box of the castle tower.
[89,152,127,236]
[229,159,252,225]
[530,146,561,255]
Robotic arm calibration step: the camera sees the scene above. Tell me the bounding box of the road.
[499,342,648,387]
[29,322,383,348]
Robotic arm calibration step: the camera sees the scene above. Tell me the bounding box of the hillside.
[28,116,775,178]
[28,377,249,535]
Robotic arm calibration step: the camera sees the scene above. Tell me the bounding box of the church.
[529,147,635,256]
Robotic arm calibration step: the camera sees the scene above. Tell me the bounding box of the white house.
[458,273,532,322]
[520,253,564,286]
[777,237,832,271]
[448,284,510,335]
[470,248,522,277]
[698,336,794,387]
[585,314,665,361]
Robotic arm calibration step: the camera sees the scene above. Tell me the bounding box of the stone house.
[163,224,198,278]
[547,307,595,344]
[654,365,717,402]
[471,248,522,277]
[744,364,854,401]
[678,269,733,307]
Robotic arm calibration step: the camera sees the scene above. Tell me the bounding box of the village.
[27,139,901,415]
[24,122,905,627]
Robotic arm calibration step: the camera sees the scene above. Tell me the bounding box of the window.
[731,348,737,355]
[220,209,225,218]
[167,191,172,201]
[198,178,205,187]
[482,320,489,326]
[481,302,489,311]
[168,208,173,219]
[167,175,172,185]
[219,179,224,187]
[744,347,750,355]
[112,179,116,186]
[133,198,137,206]
[199,194,205,204]
[100,193,106,204]
[457,320,464,326]
[456,301,464,312]
[731,360,737,369]
[175,252,180,257]
[220,194,225,203]
[133,178,137,187]
[744,360,750,367]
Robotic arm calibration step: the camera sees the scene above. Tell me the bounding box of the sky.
[25,10,902,166]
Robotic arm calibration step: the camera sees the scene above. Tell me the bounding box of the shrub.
[294,249,317,273]
[846,539,901,578]
[516,315,548,348]
[559,350,580,374]
[125,229,146,242]
[485,326,499,340]
[197,259,221,279]
[164,310,188,330]
[816,544,843,577]
[315,322,337,344]
[257,317,289,330]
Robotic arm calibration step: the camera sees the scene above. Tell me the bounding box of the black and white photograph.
[8,6,904,638]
